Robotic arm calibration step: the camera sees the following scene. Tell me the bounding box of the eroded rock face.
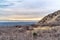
[38,10,60,26]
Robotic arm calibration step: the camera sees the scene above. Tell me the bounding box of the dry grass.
[0,26,59,40]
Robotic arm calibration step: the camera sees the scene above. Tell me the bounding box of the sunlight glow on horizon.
[0,17,43,21]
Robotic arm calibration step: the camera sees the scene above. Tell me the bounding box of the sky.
[0,0,60,22]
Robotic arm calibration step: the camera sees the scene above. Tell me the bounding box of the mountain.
[38,10,60,26]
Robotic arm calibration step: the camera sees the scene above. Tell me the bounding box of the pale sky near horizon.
[0,0,60,22]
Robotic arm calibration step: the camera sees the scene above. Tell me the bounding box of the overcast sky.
[0,0,60,22]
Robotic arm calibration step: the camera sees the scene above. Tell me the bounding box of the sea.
[0,22,36,27]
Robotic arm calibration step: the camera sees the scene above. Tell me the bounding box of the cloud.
[0,0,24,8]
[0,0,60,10]
[0,8,52,17]
[0,0,60,21]
[0,8,52,21]
[0,0,60,9]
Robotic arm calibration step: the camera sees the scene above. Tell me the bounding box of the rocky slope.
[38,10,60,26]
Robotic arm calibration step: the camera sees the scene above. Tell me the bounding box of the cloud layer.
[0,0,60,9]
[0,0,60,21]
[0,9,49,21]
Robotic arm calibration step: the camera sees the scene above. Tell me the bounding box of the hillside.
[38,10,60,26]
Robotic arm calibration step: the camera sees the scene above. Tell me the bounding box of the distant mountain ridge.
[38,10,60,26]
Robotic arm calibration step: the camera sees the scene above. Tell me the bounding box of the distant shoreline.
[0,22,36,27]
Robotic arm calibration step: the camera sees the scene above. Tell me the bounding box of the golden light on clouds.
[0,15,43,21]
[9,18,42,21]
[0,17,42,21]
[0,14,44,21]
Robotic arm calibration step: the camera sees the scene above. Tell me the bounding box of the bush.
[33,32,37,37]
